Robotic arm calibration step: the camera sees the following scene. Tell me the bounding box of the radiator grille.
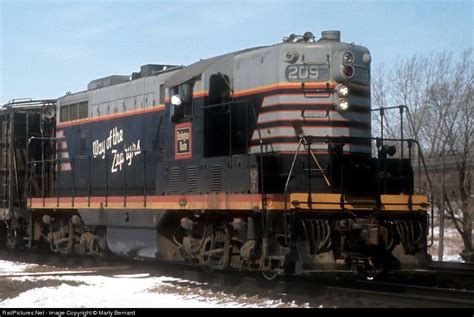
[169,167,180,194]
[186,166,198,193]
[159,123,167,162]
[210,165,222,192]
[79,137,86,179]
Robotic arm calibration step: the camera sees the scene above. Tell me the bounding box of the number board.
[175,122,192,159]
[285,64,330,82]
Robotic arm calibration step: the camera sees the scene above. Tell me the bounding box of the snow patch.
[0,264,305,308]
[430,255,465,262]
[0,260,37,273]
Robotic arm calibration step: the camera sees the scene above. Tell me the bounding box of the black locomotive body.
[1,31,430,277]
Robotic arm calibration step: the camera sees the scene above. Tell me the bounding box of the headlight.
[171,95,182,106]
[337,99,350,111]
[335,84,349,97]
[343,52,354,64]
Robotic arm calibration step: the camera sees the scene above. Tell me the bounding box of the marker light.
[343,65,354,78]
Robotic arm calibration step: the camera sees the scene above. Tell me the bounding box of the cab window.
[170,82,194,122]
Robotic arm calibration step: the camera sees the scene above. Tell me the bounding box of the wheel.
[355,259,384,280]
[58,225,75,256]
[262,270,279,281]
[6,230,23,249]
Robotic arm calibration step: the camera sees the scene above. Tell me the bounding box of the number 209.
[286,65,319,81]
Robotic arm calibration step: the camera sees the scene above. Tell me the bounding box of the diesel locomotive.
[0,31,431,278]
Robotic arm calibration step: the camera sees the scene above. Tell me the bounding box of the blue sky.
[1,0,472,104]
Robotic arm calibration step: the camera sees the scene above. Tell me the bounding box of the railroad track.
[341,279,474,308]
[428,261,474,275]
[392,261,474,290]
[170,269,474,308]
[427,261,474,290]
[1,250,473,308]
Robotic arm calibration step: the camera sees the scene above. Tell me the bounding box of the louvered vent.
[210,165,222,192]
[186,166,198,193]
[79,137,86,179]
[159,122,167,162]
[169,167,180,194]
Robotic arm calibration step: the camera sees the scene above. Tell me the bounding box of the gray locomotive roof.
[164,46,267,89]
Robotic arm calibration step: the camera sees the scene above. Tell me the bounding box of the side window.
[69,103,78,121]
[170,82,194,123]
[204,73,246,157]
[60,101,89,122]
[78,101,88,119]
[60,105,70,122]
[203,74,232,157]
[208,73,231,106]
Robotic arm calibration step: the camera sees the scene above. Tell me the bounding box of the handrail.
[372,105,434,247]
[26,149,158,209]
[283,138,304,211]
[2,99,56,109]
[281,135,426,197]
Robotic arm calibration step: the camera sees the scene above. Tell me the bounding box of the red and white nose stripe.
[252,93,371,154]
[56,130,71,171]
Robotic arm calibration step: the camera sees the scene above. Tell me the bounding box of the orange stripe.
[56,82,355,129]
[29,194,282,210]
[193,91,208,98]
[28,193,427,213]
[173,84,335,101]
[57,105,165,128]
[233,82,337,98]
[56,83,364,128]
[176,84,332,101]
